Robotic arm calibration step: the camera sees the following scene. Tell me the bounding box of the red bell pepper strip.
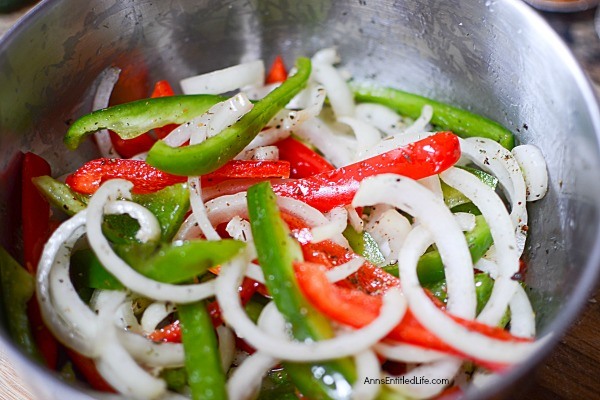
[22,152,51,274]
[272,132,461,212]
[276,137,334,178]
[109,131,156,159]
[108,64,158,158]
[66,158,185,194]
[201,160,290,185]
[27,299,58,369]
[265,55,288,84]
[66,159,291,194]
[151,80,179,139]
[294,261,530,371]
[66,349,115,393]
[21,153,60,369]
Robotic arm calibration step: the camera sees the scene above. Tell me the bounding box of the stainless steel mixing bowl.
[1,0,599,399]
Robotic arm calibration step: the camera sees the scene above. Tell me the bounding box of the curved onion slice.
[141,302,176,333]
[440,167,520,326]
[374,342,448,364]
[352,349,381,400]
[403,105,433,135]
[119,331,184,368]
[94,292,166,400]
[311,59,354,118]
[353,174,477,318]
[338,116,382,160]
[511,144,548,202]
[92,66,121,158]
[227,351,279,400]
[215,254,407,362]
[217,325,236,372]
[86,180,217,303]
[355,103,407,137]
[310,206,348,243]
[459,137,528,254]
[384,358,461,399]
[326,256,366,283]
[180,60,264,95]
[508,284,536,339]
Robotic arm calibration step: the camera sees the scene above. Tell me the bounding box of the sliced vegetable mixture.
[2,48,550,400]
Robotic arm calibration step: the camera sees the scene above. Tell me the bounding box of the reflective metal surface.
[1,0,599,398]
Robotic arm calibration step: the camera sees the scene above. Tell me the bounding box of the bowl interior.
[1,0,599,398]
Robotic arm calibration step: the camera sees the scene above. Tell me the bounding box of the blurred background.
[0,0,599,399]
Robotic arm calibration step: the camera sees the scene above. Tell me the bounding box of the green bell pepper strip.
[179,300,227,400]
[441,167,498,210]
[32,175,88,216]
[342,225,386,267]
[352,84,515,149]
[115,239,245,283]
[382,215,493,284]
[33,176,189,242]
[71,239,245,290]
[146,57,312,176]
[0,246,42,361]
[258,368,299,400]
[160,368,188,393]
[70,249,124,292]
[425,273,495,315]
[247,181,356,399]
[64,95,224,150]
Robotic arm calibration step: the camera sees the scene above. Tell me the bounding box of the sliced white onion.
[360,131,435,161]
[37,212,96,356]
[374,341,448,364]
[140,302,176,333]
[326,256,366,283]
[508,285,536,339]
[188,176,221,240]
[459,137,528,254]
[312,47,340,65]
[227,351,279,400]
[119,331,185,368]
[311,62,354,118]
[355,103,407,137]
[440,167,520,326]
[92,66,121,158]
[294,117,355,167]
[384,358,460,399]
[235,145,279,161]
[181,60,264,95]
[418,175,443,199]
[346,205,364,233]
[244,262,265,284]
[244,86,326,153]
[310,206,348,243]
[215,254,407,362]
[86,180,217,303]
[403,105,433,135]
[225,216,253,242]
[352,350,381,400]
[217,325,236,372]
[353,174,476,319]
[93,291,166,400]
[365,208,412,265]
[243,82,279,101]
[338,116,382,160]
[511,144,548,202]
